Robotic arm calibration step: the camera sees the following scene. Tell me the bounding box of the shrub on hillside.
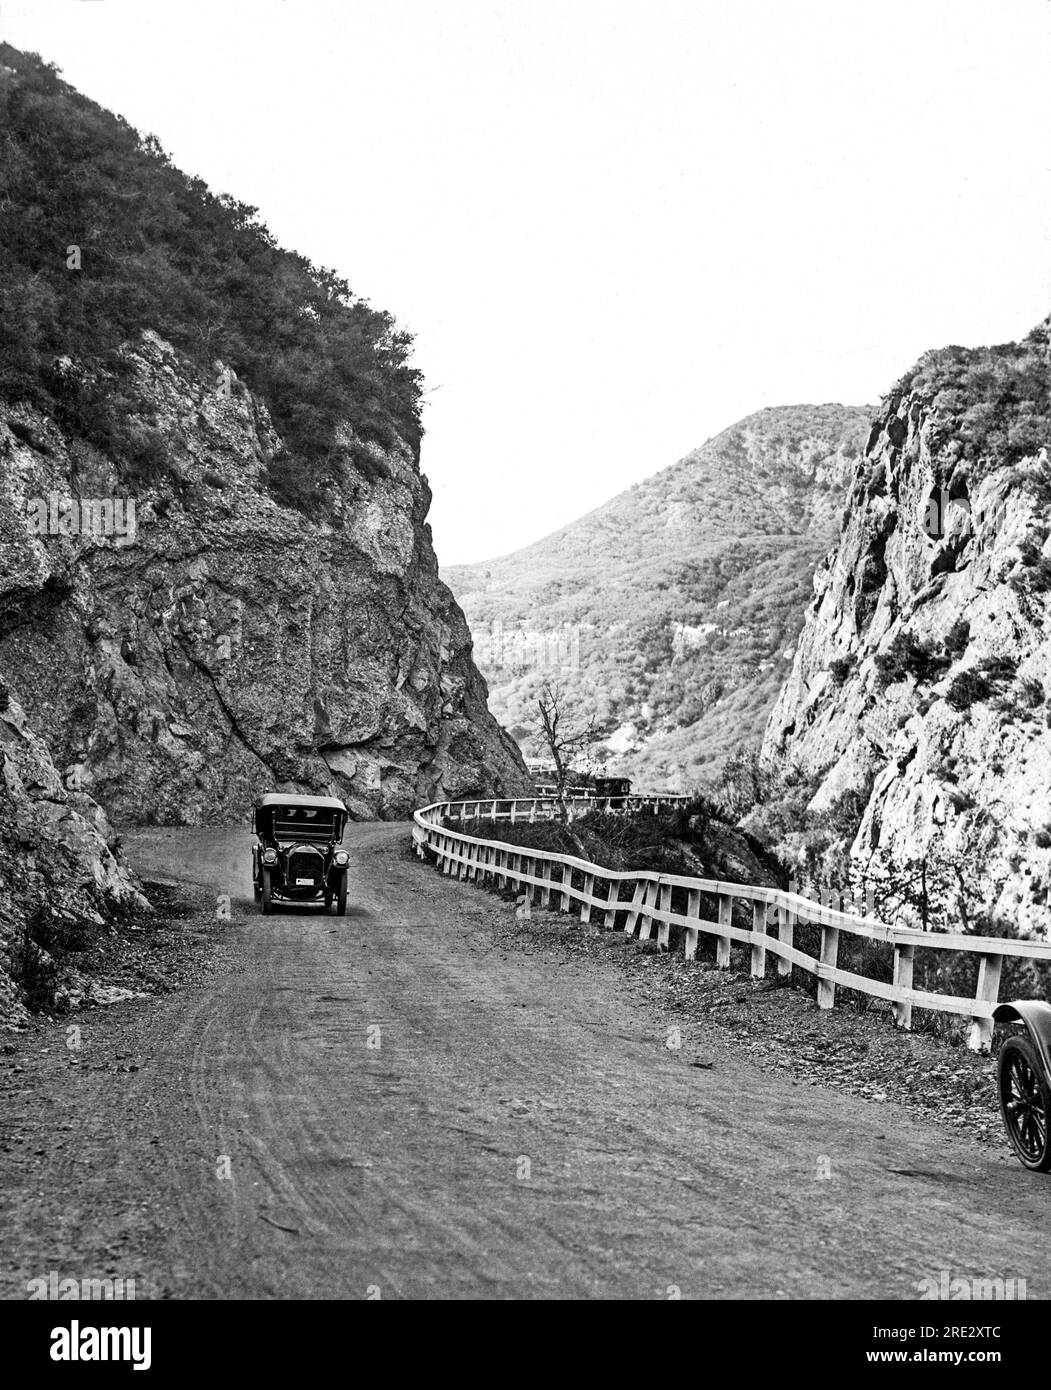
[874,630,950,691]
[828,656,853,685]
[900,322,1050,478]
[943,618,970,659]
[945,669,994,712]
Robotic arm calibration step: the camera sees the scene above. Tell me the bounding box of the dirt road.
[3,822,1049,1300]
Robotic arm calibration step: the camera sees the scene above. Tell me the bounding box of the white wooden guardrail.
[412,797,1051,1053]
[425,793,690,824]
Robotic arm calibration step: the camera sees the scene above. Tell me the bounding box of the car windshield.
[265,807,339,842]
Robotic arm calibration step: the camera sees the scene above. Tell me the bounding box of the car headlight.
[333,850,349,866]
[261,847,278,865]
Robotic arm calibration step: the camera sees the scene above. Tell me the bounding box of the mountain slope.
[446,404,871,787]
[0,45,529,830]
[763,316,1051,936]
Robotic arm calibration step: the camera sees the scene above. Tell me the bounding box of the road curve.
[8,821,1051,1300]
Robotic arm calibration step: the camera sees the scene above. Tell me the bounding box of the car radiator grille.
[288,850,323,882]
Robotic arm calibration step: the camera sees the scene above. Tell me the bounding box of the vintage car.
[252,793,350,916]
[994,1000,1051,1171]
[592,775,632,798]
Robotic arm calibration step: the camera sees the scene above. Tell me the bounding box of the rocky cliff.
[0,680,148,1025]
[763,317,1051,935]
[0,45,528,1021]
[0,331,528,825]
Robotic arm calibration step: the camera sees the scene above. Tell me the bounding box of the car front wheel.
[336,872,348,916]
[261,868,273,916]
[998,1034,1051,1172]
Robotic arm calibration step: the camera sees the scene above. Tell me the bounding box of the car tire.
[261,868,272,916]
[337,872,348,917]
[998,1034,1051,1172]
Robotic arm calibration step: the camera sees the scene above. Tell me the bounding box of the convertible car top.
[253,793,349,839]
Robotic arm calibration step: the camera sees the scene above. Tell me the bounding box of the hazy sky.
[3,0,1049,564]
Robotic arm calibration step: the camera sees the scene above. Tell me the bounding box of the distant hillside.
[445,403,872,789]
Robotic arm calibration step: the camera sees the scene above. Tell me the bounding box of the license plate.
[295,877,315,886]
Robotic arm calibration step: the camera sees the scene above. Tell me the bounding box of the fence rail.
[412,797,1051,1053]
[434,793,691,824]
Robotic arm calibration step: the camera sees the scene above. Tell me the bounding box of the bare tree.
[536,681,599,825]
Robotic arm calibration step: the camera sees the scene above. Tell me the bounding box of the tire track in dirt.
[3,821,1049,1300]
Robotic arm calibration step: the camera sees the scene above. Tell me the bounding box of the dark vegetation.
[827,655,853,685]
[898,319,1050,476]
[873,629,952,691]
[0,45,422,514]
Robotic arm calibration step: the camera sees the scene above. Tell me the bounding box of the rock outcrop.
[763,317,1051,935]
[0,682,148,1025]
[0,331,528,825]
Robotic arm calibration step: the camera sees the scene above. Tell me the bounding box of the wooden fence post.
[638,881,659,941]
[716,894,732,968]
[750,900,767,979]
[580,873,594,924]
[892,943,915,1030]
[777,904,793,978]
[817,922,840,1010]
[656,884,673,950]
[967,952,1003,1053]
[684,888,701,960]
[624,880,646,935]
[560,863,572,913]
[540,858,552,909]
[604,881,619,930]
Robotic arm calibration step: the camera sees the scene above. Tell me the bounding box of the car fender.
[993,1000,1051,1082]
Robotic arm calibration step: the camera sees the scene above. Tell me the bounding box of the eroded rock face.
[0,331,529,827]
[763,318,1051,935]
[0,686,148,1025]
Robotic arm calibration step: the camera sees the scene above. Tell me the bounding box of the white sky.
[2,0,1049,564]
